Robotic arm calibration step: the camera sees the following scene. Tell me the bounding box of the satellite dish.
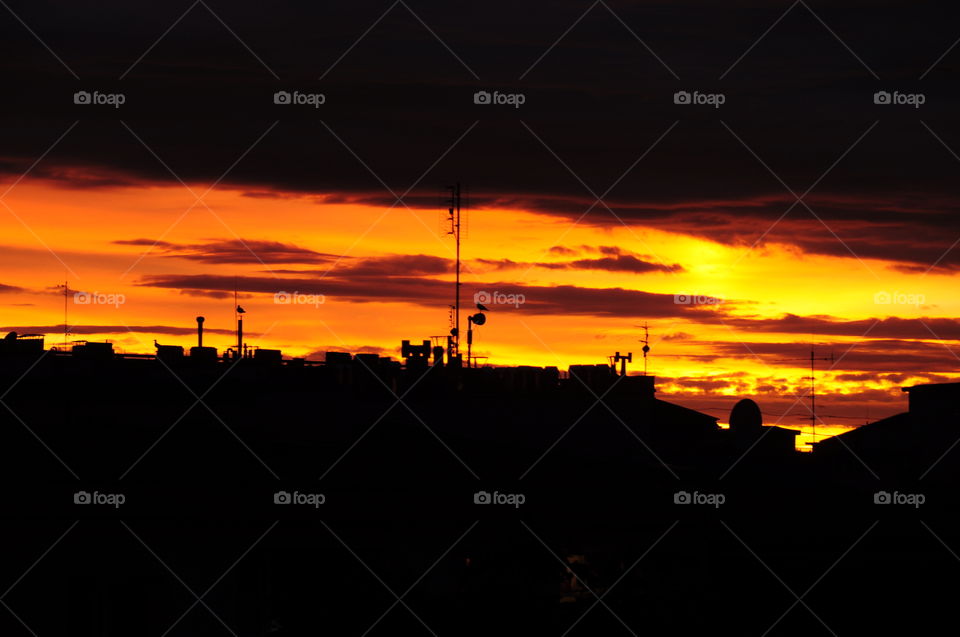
[471,313,486,326]
[730,398,762,432]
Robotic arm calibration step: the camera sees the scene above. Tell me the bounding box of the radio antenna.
[446,183,462,363]
[640,322,651,375]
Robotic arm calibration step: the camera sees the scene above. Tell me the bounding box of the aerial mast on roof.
[640,322,651,375]
[235,283,247,359]
[774,344,834,448]
[446,183,462,364]
[56,279,69,348]
[808,345,835,448]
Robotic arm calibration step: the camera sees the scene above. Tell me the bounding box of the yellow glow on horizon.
[0,178,954,440]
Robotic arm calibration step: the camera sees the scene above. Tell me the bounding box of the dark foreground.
[0,352,957,635]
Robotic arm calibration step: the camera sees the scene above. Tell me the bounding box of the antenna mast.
[57,279,69,348]
[810,346,815,445]
[640,322,651,375]
[447,184,462,363]
[808,345,834,448]
[772,345,834,448]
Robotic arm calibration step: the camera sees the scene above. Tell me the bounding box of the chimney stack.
[196,316,205,348]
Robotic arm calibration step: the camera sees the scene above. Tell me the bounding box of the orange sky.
[2,177,958,448]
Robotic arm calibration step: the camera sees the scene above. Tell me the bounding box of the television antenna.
[774,345,835,447]
[639,322,651,375]
[446,183,463,363]
[56,279,69,348]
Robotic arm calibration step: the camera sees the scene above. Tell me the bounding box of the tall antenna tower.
[807,345,835,447]
[57,279,69,348]
[446,183,462,362]
[775,345,834,448]
[640,322,651,375]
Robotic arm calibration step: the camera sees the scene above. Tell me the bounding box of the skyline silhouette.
[1,320,958,633]
[2,0,960,633]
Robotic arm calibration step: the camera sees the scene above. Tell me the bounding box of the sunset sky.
[2,0,959,446]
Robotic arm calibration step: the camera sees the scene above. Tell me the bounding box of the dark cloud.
[112,240,452,278]
[0,0,957,272]
[666,378,736,392]
[475,248,684,274]
[332,254,451,277]
[706,339,960,374]
[722,314,960,341]
[566,255,684,274]
[113,238,337,265]
[176,289,236,300]
[832,371,955,384]
[134,272,728,320]
[273,255,452,278]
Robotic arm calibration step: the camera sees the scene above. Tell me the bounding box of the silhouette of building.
[903,381,960,423]
[813,381,960,478]
[71,340,114,360]
[0,331,43,356]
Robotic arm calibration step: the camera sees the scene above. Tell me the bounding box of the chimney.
[196,316,205,348]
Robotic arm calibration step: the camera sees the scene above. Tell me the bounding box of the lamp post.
[466,311,486,368]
